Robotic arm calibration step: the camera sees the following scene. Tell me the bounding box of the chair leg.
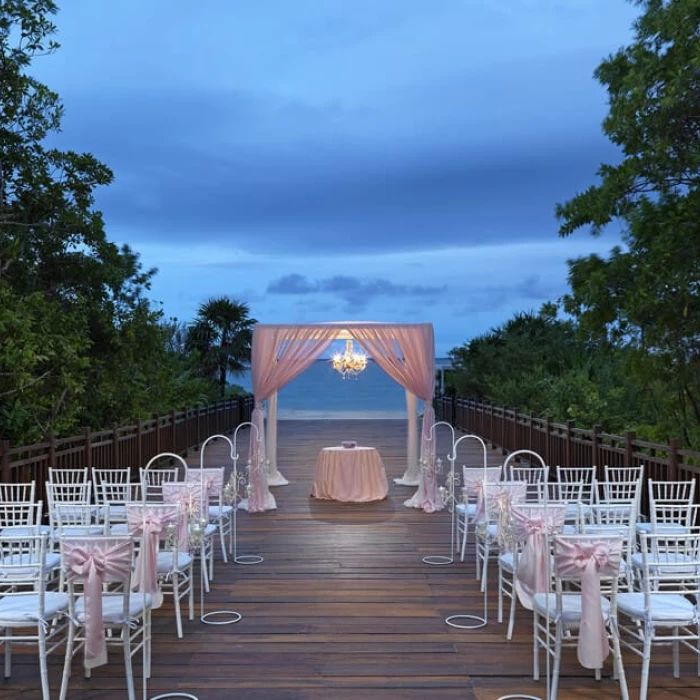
[550,624,562,700]
[533,612,540,681]
[673,626,680,677]
[497,567,504,623]
[59,622,76,700]
[200,545,210,593]
[122,623,135,700]
[4,628,11,678]
[639,629,653,700]
[188,567,195,620]
[219,520,228,563]
[459,520,468,562]
[38,626,50,700]
[172,575,184,638]
[507,581,517,640]
[610,619,629,700]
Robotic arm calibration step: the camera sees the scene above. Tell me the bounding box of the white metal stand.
[227,422,265,565]
[422,423,459,565]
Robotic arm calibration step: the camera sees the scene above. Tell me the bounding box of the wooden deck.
[6,420,700,699]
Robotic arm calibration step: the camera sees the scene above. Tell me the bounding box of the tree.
[555,0,700,446]
[0,1,209,444]
[186,297,256,397]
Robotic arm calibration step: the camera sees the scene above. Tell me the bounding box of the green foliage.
[0,1,233,445]
[186,297,256,398]
[556,0,700,447]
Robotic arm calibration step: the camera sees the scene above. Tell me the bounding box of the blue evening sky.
[37,1,638,356]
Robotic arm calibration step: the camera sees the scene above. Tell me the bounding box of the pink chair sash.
[126,506,178,609]
[554,538,622,669]
[475,481,526,523]
[63,539,132,669]
[512,505,567,610]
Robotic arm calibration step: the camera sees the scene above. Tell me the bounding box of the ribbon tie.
[512,506,567,610]
[64,539,132,670]
[126,507,178,609]
[555,538,622,669]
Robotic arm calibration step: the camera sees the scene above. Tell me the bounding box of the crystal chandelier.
[331,339,368,378]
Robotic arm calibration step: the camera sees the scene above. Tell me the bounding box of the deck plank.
[6,419,700,699]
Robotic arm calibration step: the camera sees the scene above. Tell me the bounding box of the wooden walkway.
[6,420,700,699]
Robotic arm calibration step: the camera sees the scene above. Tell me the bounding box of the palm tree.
[186,297,256,397]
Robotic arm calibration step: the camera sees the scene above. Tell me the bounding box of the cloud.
[267,273,447,309]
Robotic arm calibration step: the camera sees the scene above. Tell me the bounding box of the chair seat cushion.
[75,593,152,623]
[533,592,611,625]
[109,523,130,535]
[0,592,69,624]
[209,505,233,517]
[455,503,477,516]
[156,551,193,573]
[636,522,689,535]
[498,552,515,572]
[0,525,51,537]
[617,592,696,623]
[0,552,61,575]
[52,526,105,538]
[630,552,700,575]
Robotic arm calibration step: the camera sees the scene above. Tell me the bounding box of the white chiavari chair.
[617,532,700,700]
[533,534,628,700]
[0,532,69,700]
[185,466,233,563]
[126,502,194,638]
[139,466,179,502]
[48,467,89,486]
[456,466,502,563]
[59,535,151,700]
[0,481,36,503]
[93,467,133,526]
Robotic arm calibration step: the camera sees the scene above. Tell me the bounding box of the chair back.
[93,468,132,504]
[0,500,43,532]
[552,534,623,669]
[507,466,548,502]
[53,503,106,539]
[555,466,596,504]
[46,480,92,505]
[0,531,52,587]
[604,465,644,483]
[0,481,36,503]
[461,466,501,499]
[476,480,527,523]
[185,467,225,507]
[60,535,135,669]
[651,502,700,531]
[649,479,696,505]
[638,532,700,599]
[48,467,89,485]
[140,466,179,501]
[125,502,182,607]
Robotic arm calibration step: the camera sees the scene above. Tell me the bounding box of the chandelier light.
[331,339,368,379]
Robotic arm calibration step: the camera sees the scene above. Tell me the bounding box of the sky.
[36,0,639,356]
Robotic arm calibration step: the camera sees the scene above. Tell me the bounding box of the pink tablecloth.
[311,446,388,502]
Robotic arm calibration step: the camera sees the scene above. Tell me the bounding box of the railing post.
[565,420,574,467]
[625,430,636,468]
[154,413,161,455]
[48,431,56,469]
[112,423,119,466]
[512,407,519,451]
[668,438,680,481]
[0,440,10,482]
[450,396,456,427]
[170,409,177,453]
[83,427,92,471]
[592,425,602,479]
[136,419,143,468]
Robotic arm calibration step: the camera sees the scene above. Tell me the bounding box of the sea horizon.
[230,357,451,418]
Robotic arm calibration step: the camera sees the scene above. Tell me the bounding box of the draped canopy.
[246,322,443,514]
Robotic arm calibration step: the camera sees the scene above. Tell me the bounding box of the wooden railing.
[435,395,700,515]
[0,396,254,493]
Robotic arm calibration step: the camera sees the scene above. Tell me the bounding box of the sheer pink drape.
[248,323,438,513]
[249,325,337,512]
[351,324,439,512]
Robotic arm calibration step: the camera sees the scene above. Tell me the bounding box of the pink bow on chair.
[555,539,622,669]
[64,539,132,670]
[513,506,567,610]
[126,508,175,609]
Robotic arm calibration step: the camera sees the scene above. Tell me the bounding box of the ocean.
[230,358,451,418]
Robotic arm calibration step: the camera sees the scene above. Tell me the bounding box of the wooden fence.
[0,396,254,496]
[435,395,700,515]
